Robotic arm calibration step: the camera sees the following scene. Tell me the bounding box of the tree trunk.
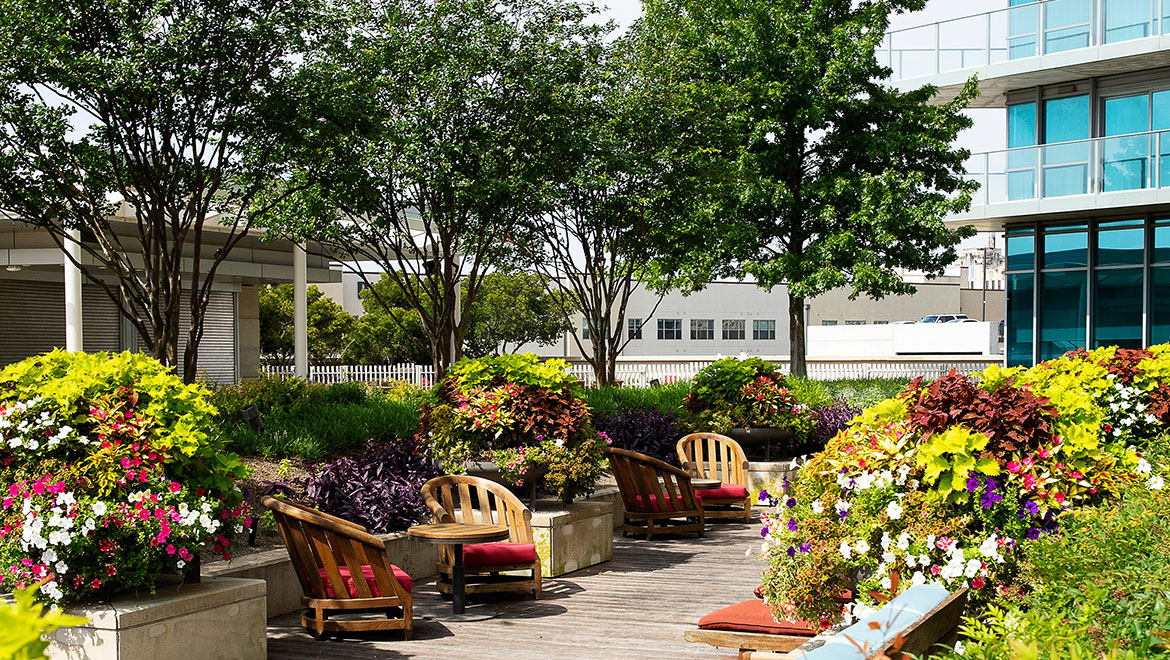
[788,292,807,378]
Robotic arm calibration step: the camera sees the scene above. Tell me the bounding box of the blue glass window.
[1154,222,1170,263]
[1103,94,1151,191]
[1154,91,1170,186]
[1007,273,1035,366]
[1039,270,1087,360]
[1008,103,1038,200]
[1009,0,1040,59]
[1105,0,1151,43]
[1094,268,1143,349]
[1007,234,1036,271]
[1044,0,1091,54]
[1097,226,1144,266]
[1043,95,1090,197]
[1043,230,1088,269]
[1153,267,1170,344]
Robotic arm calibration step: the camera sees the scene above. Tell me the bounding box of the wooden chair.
[420,475,541,600]
[261,496,412,639]
[677,432,753,522]
[605,446,705,540]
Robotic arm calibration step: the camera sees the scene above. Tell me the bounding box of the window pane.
[1156,224,1170,263]
[1043,0,1091,53]
[1046,95,1090,143]
[1043,230,1088,269]
[1009,103,1038,147]
[1104,0,1151,43]
[1153,267,1170,344]
[1039,270,1087,361]
[691,319,714,340]
[1007,234,1035,271]
[1155,91,1170,186]
[1043,95,1090,196]
[753,319,776,340]
[1104,95,1152,191]
[1008,103,1039,200]
[1097,227,1145,266]
[1009,0,1039,59]
[722,319,745,340]
[627,318,642,340]
[1094,268,1143,349]
[1007,273,1034,366]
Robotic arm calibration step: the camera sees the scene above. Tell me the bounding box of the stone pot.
[726,427,795,461]
[465,461,550,510]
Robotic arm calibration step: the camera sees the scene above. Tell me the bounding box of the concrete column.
[293,242,308,379]
[64,228,83,352]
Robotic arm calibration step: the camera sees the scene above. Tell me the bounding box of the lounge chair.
[604,446,705,540]
[677,432,753,522]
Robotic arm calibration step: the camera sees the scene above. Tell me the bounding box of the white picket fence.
[261,356,1002,388]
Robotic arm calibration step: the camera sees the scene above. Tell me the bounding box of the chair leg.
[533,558,542,600]
[645,519,654,541]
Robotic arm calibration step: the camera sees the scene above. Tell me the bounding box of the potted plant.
[418,354,609,507]
[684,357,815,460]
[0,350,250,604]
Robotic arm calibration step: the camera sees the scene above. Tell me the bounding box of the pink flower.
[1023,474,1038,489]
[1006,461,1021,473]
[1038,448,1050,459]
[166,544,176,555]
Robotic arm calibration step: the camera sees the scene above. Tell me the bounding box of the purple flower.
[786,545,796,558]
[758,490,770,503]
[785,497,797,509]
[787,518,798,531]
[760,527,769,538]
[966,476,981,492]
[838,509,849,520]
[1024,501,1040,515]
[782,476,790,490]
[799,542,812,553]
[984,477,997,492]
[1026,526,1041,540]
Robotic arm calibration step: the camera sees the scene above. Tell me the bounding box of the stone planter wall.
[746,459,802,499]
[48,577,266,660]
[531,498,614,577]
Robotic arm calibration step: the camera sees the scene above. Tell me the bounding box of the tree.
[463,272,571,358]
[520,36,696,385]
[341,276,431,365]
[281,0,607,378]
[0,0,333,381]
[633,0,977,376]
[258,284,356,366]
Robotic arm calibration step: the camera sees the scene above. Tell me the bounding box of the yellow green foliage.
[0,586,87,659]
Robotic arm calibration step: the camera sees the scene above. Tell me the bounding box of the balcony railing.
[963,128,1170,206]
[880,0,1170,82]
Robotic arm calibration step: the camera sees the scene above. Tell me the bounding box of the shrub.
[593,405,681,465]
[0,585,87,658]
[820,378,911,408]
[302,438,441,533]
[580,382,690,416]
[758,346,1170,627]
[0,351,249,603]
[684,358,816,445]
[419,354,607,503]
[208,377,423,459]
[809,398,860,449]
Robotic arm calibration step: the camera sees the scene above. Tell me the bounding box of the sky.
[596,0,1006,252]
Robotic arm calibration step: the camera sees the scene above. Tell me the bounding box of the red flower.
[106,565,117,576]
[972,577,985,589]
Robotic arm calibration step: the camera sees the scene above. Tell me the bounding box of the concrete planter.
[746,459,802,500]
[47,577,266,660]
[531,498,614,577]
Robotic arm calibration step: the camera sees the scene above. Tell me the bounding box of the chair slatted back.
[605,447,701,513]
[677,433,749,487]
[420,475,533,544]
[262,496,408,603]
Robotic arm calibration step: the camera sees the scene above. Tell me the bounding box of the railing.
[963,129,1170,206]
[261,357,1005,388]
[879,0,1170,82]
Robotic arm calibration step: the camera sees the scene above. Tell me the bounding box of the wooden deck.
[267,518,765,660]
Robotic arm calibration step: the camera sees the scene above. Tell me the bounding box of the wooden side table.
[689,477,722,490]
[407,522,510,618]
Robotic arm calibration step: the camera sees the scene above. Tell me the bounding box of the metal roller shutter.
[132,290,239,384]
[0,280,122,367]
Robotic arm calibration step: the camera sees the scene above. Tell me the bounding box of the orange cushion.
[633,493,702,513]
[696,483,750,500]
[463,542,538,567]
[697,599,818,636]
[317,564,412,598]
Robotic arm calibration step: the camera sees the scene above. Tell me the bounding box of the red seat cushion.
[697,599,819,636]
[317,564,412,598]
[462,542,538,567]
[696,483,750,500]
[632,493,702,513]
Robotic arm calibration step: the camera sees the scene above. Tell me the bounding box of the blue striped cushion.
[800,584,951,660]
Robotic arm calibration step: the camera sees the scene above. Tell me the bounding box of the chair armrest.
[423,492,456,523]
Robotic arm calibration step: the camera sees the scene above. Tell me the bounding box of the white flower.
[55,561,68,575]
[905,553,917,567]
[839,541,852,560]
[852,602,877,621]
[880,576,892,590]
[855,472,876,490]
[953,641,966,655]
[836,472,854,490]
[1149,475,1165,491]
[926,534,936,548]
[886,501,904,520]
[854,539,870,555]
[964,558,982,578]
[810,500,824,514]
[918,553,930,567]
[1137,458,1152,475]
[979,534,999,559]
[91,501,107,517]
[176,560,186,569]
[880,532,892,551]
[912,571,927,586]
[882,552,896,564]
[42,549,57,564]
[896,533,910,551]
[835,501,851,516]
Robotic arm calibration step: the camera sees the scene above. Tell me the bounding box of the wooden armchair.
[261,496,412,639]
[604,447,705,540]
[420,475,541,600]
[677,433,753,522]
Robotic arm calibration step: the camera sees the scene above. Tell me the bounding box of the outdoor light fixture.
[649,378,661,387]
[241,404,265,433]
[5,265,21,272]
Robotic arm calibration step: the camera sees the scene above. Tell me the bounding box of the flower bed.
[0,351,249,604]
[759,346,1170,629]
[419,354,608,503]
